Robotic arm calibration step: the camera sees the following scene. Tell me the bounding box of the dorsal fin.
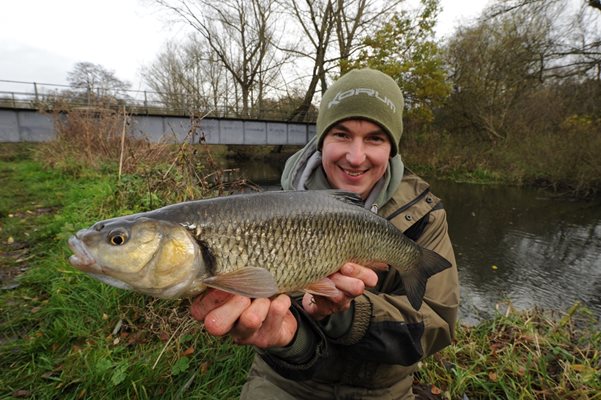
[328,190,364,207]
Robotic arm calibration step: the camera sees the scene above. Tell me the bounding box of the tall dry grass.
[36,103,251,211]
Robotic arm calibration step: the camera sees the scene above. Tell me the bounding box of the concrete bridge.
[0,107,316,145]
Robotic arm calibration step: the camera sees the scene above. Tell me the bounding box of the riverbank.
[400,130,601,199]
[1,143,599,398]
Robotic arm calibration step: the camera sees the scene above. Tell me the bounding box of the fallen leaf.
[199,361,210,374]
[12,390,31,398]
[127,331,147,345]
[182,346,195,356]
[42,371,56,379]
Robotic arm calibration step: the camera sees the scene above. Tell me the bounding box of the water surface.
[431,179,601,322]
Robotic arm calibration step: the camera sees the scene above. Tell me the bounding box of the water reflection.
[229,159,601,321]
[431,179,601,321]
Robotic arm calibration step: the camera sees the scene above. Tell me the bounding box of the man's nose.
[346,141,366,165]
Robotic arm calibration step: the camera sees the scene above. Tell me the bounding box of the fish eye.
[108,230,128,246]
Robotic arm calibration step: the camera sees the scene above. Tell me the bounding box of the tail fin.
[402,248,451,310]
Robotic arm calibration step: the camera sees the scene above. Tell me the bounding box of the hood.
[281,136,404,212]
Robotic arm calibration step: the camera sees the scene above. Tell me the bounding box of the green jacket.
[240,170,460,399]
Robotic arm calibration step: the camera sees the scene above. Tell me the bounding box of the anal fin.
[304,277,341,297]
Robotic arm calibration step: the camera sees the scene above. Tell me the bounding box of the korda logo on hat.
[327,88,397,113]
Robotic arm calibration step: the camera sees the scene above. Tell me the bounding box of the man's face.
[321,119,392,199]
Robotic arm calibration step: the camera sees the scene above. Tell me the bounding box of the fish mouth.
[68,236,98,272]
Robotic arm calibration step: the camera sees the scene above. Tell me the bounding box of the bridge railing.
[0,79,317,122]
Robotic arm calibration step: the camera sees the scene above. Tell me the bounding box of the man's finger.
[330,273,365,297]
[190,289,233,321]
[203,295,251,336]
[231,298,271,339]
[340,262,379,287]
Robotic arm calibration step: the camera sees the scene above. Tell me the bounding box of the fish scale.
[203,199,376,292]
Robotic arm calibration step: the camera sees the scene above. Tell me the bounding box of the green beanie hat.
[316,68,404,157]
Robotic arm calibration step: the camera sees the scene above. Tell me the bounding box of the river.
[228,158,601,323]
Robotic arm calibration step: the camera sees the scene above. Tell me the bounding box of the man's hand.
[190,290,297,348]
[301,262,379,320]
[190,262,379,346]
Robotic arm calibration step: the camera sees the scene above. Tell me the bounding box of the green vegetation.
[1,142,599,399]
[400,125,601,198]
[418,303,601,399]
[0,143,254,399]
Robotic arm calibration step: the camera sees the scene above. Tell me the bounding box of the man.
[191,68,460,399]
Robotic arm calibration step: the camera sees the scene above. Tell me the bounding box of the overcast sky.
[0,0,489,93]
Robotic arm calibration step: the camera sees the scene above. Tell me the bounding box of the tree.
[441,0,558,142]
[143,38,231,114]
[151,0,287,117]
[278,0,335,121]
[66,62,131,102]
[485,0,601,81]
[332,0,403,74]
[279,0,404,121]
[348,0,449,131]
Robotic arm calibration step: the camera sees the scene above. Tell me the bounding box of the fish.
[68,190,451,310]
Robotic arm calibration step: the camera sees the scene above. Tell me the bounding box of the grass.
[417,303,601,399]
[0,143,254,399]
[1,142,599,399]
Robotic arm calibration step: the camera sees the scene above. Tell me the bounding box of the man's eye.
[367,135,386,143]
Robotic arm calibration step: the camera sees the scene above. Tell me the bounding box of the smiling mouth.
[340,166,367,177]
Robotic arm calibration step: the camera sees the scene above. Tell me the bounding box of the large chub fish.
[68,190,451,310]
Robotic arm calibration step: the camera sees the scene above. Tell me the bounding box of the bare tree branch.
[152,0,286,117]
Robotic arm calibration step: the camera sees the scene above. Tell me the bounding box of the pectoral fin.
[304,277,342,297]
[202,267,279,298]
